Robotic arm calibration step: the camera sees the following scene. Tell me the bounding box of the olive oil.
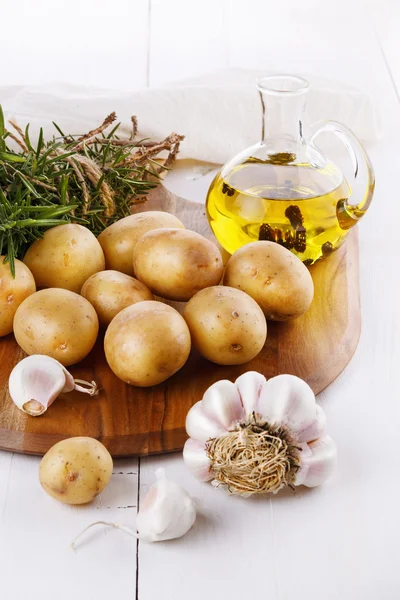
[206,159,356,264]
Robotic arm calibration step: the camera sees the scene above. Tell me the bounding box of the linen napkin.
[0,69,380,165]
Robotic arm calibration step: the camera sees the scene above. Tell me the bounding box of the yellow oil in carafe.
[206,158,355,264]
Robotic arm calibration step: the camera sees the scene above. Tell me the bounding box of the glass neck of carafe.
[258,75,308,148]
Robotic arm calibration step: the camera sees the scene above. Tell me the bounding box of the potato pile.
[1,209,315,391]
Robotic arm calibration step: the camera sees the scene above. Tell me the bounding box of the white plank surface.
[0,457,139,600]
[1,0,400,599]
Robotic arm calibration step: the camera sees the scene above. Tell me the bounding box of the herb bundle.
[0,108,183,274]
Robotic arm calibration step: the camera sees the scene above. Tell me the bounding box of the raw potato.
[104,301,191,387]
[133,229,224,301]
[81,270,154,327]
[13,288,99,366]
[0,257,36,337]
[39,437,113,505]
[23,223,105,293]
[224,241,314,321]
[184,286,267,365]
[98,211,185,276]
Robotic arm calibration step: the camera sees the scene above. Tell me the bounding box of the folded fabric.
[0,69,380,165]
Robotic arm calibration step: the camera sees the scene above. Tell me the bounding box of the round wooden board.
[0,189,361,457]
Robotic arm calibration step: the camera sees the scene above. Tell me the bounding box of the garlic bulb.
[9,355,98,416]
[71,468,196,550]
[184,371,337,495]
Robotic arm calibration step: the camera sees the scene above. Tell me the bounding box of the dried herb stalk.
[0,107,183,275]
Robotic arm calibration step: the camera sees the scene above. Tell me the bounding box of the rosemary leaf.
[0,107,184,272]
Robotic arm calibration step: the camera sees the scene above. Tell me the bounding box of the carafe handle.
[309,120,375,230]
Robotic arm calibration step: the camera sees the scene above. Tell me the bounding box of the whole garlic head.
[184,372,337,495]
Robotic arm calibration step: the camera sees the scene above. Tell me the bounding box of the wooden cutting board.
[0,189,361,457]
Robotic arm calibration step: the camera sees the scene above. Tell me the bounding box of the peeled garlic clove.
[136,468,196,542]
[297,404,327,443]
[295,435,337,487]
[186,400,226,443]
[201,379,244,429]
[183,438,213,481]
[235,371,268,417]
[257,374,317,436]
[9,355,67,416]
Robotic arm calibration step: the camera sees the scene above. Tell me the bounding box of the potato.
[133,229,224,301]
[0,257,36,337]
[98,211,185,276]
[39,437,113,505]
[183,286,267,365]
[104,301,191,387]
[223,241,314,321]
[23,223,105,293]
[81,270,154,327]
[13,288,99,366]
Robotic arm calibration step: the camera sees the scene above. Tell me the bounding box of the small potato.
[81,270,154,327]
[39,437,113,505]
[13,288,99,366]
[104,301,191,387]
[184,286,267,365]
[224,241,314,321]
[23,223,105,293]
[0,257,36,337]
[133,229,224,301]
[98,211,185,276]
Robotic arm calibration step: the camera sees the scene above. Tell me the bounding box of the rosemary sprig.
[0,107,184,275]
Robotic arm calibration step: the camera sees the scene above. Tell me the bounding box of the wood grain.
[0,195,360,457]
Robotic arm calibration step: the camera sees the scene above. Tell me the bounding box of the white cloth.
[0,69,380,165]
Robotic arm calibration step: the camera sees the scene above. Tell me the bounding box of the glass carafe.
[206,75,375,264]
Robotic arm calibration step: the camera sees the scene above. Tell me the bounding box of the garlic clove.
[37,356,89,394]
[186,400,226,443]
[296,404,327,443]
[9,354,99,416]
[201,379,244,430]
[235,371,268,417]
[183,438,213,481]
[60,369,75,393]
[136,468,196,542]
[295,435,337,488]
[71,469,196,550]
[36,355,76,393]
[9,355,67,416]
[257,374,317,436]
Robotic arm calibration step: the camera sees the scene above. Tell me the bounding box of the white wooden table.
[1,1,400,598]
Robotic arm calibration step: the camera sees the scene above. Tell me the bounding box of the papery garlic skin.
[9,355,98,416]
[294,435,337,487]
[184,371,337,495]
[137,468,196,542]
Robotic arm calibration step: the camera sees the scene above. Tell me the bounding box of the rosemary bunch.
[0,108,183,275]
